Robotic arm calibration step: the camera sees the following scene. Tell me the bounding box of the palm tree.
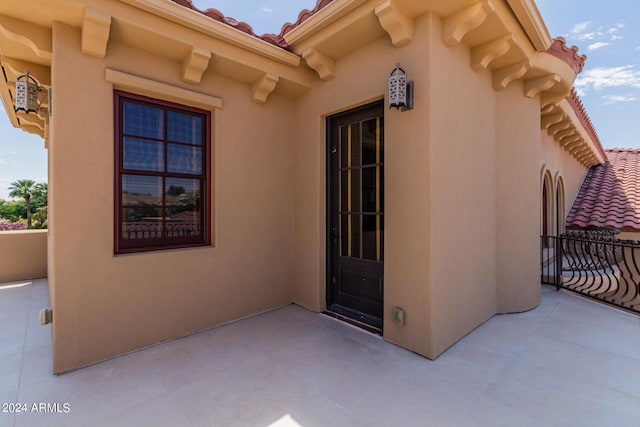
[8,179,36,228]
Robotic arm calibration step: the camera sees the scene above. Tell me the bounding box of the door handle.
[331,226,338,242]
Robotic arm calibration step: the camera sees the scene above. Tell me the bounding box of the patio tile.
[0,353,22,396]
[485,358,640,427]
[453,396,557,427]
[2,279,640,426]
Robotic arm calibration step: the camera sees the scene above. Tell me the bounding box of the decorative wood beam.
[375,0,414,47]
[559,135,581,147]
[0,15,51,61]
[555,127,576,141]
[181,47,211,84]
[81,9,111,58]
[548,119,571,136]
[251,74,279,104]
[541,92,569,109]
[301,48,336,81]
[492,60,531,90]
[540,112,564,130]
[442,0,494,46]
[0,56,51,86]
[524,74,561,98]
[470,34,515,70]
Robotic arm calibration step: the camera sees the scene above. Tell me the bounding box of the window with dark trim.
[114,91,211,253]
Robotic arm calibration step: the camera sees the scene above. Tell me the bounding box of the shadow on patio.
[1,279,639,427]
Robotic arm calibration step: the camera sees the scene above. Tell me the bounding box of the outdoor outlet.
[39,309,53,325]
[392,307,405,326]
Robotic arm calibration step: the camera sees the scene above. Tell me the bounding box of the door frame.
[325,99,385,331]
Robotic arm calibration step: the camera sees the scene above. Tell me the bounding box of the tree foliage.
[1,180,48,228]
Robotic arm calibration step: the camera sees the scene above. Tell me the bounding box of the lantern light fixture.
[389,63,413,111]
[15,71,51,116]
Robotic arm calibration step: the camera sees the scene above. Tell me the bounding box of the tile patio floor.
[0,279,639,427]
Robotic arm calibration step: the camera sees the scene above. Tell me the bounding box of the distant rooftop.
[567,149,640,232]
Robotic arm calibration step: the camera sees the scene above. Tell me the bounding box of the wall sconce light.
[389,63,413,111]
[15,71,51,116]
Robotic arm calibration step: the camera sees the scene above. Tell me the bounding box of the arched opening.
[541,171,553,247]
[556,177,565,235]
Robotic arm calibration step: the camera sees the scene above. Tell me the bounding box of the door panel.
[327,101,384,330]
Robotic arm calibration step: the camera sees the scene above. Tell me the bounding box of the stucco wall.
[429,16,499,356]
[0,230,47,283]
[540,131,588,232]
[49,23,294,373]
[293,14,434,357]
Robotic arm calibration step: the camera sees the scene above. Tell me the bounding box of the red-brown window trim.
[113,90,211,254]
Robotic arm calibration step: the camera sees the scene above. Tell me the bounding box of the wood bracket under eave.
[302,48,335,81]
[375,0,414,48]
[181,47,211,84]
[81,9,111,58]
[442,0,495,46]
[562,137,582,150]
[524,74,561,98]
[540,112,564,130]
[251,74,279,104]
[471,34,516,70]
[0,15,52,62]
[541,92,569,109]
[492,60,531,91]
[548,119,571,136]
[555,127,577,142]
[559,133,581,146]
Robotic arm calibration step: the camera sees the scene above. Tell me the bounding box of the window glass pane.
[122,207,163,240]
[123,137,164,172]
[362,167,377,213]
[123,102,164,139]
[167,111,203,145]
[165,206,201,238]
[340,213,348,256]
[167,144,202,175]
[122,175,162,206]
[340,171,348,213]
[362,118,377,165]
[165,178,200,206]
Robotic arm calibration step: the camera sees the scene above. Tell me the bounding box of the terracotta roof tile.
[169,0,335,49]
[567,149,640,232]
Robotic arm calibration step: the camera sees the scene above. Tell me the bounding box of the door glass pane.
[351,168,361,213]
[340,126,349,169]
[350,123,361,167]
[363,214,377,260]
[340,213,348,256]
[122,175,162,206]
[362,118,377,165]
[362,167,376,213]
[351,214,362,258]
[340,171,348,213]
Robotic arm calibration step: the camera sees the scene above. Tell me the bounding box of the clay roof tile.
[567,149,640,232]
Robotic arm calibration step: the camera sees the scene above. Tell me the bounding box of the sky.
[1,0,639,199]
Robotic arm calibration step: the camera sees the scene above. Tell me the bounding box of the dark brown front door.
[327,101,384,330]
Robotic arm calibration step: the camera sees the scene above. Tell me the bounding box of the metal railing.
[541,233,640,314]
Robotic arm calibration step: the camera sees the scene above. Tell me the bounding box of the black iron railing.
[541,233,640,314]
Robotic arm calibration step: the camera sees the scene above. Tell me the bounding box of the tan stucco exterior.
[0,0,606,372]
[0,230,47,283]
